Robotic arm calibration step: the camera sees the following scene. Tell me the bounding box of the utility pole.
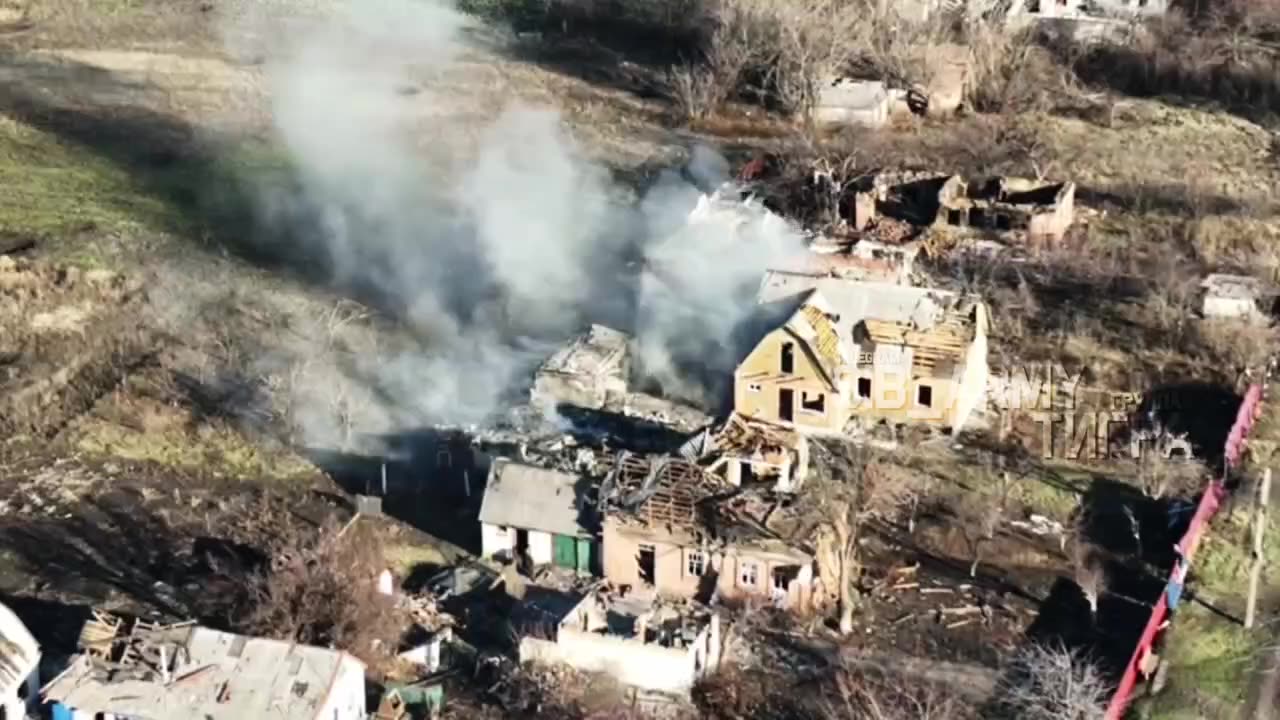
[1246,468,1271,629]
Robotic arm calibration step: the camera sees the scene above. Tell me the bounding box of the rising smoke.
[224,0,806,449]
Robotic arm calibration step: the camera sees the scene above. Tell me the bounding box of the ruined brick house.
[479,459,599,574]
[598,453,818,611]
[739,276,990,434]
[519,587,722,696]
[935,176,1076,244]
[531,324,630,411]
[530,325,713,433]
[850,172,1076,246]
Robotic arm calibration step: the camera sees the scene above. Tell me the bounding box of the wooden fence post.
[1246,468,1271,630]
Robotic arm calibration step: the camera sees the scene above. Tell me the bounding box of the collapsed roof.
[42,620,363,720]
[756,276,986,380]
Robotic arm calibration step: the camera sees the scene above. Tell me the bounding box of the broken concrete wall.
[518,617,719,694]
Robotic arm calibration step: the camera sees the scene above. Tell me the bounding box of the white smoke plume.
[224,0,806,449]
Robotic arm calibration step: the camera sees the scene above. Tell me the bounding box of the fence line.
[1103,382,1266,720]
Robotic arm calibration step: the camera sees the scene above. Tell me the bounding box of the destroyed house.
[741,276,989,433]
[598,453,817,610]
[42,619,366,720]
[519,586,722,696]
[680,412,810,494]
[531,324,630,411]
[479,459,599,574]
[937,176,1076,244]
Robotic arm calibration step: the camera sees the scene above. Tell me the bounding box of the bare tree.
[807,442,924,635]
[770,0,864,128]
[995,643,1111,720]
[1069,539,1107,617]
[1136,448,1202,501]
[959,467,1014,578]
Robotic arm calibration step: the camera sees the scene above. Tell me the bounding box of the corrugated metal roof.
[479,460,592,538]
[42,627,363,720]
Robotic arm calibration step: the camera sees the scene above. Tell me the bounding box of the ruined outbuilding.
[1200,274,1275,323]
[518,586,722,696]
[531,324,630,411]
[849,172,1076,246]
[743,277,989,434]
[936,176,1076,245]
[42,617,367,720]
[597,453,818,611]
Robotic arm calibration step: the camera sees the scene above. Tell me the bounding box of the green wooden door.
[575,538,592,574]
[553,534,577,569]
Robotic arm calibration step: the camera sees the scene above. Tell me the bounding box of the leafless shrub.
[965,23,1075,114]
[697,661,974,720]
[823,663,975,720]
[1197,319,1279,378]
[241,517,410,670]
[994,643,1110,720]
[1071,7,1280,118]
[670,64,723,121]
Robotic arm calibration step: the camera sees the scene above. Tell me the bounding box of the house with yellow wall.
[734,274,989,435]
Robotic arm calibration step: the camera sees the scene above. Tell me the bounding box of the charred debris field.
[2,0,1280,719]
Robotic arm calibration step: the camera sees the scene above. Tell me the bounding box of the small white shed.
[479,459,598,573]
[814,79,890,129]
[1201,274,1268,321]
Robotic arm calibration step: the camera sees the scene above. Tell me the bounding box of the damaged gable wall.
[734,325,845,433]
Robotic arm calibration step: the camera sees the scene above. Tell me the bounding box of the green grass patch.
[0,111,296,265]
[1145,610,1260,717]
[0,116,170,240]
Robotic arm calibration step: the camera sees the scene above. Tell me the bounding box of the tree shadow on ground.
[473,0,705,103]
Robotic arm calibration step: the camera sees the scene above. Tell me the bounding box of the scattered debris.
[43,614,367,720]
[518,585,722,696]
[531,324,630,411]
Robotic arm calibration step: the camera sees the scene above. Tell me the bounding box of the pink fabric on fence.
[1103,383,1263,720]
